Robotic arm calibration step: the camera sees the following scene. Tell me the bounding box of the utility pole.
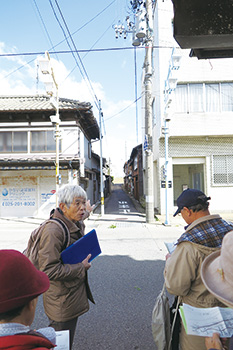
[99,100,105,216]
[114,0,154,223]
[144,0,154,223]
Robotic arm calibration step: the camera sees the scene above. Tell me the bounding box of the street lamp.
[38,51,61,207]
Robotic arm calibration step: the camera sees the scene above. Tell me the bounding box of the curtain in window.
[0,132,12,152]
[13,132,27,152]
[47,131,56,151]
[205,84,219,112]
[189,84,203,112]
[221,83,233,111]
[174,85,187,112]
[31,131,46,152]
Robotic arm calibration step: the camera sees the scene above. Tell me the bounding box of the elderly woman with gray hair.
[37,184,95,349]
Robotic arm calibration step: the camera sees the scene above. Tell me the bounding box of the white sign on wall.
[1,186,36,217]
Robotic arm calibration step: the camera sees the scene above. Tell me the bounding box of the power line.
[50,0,100,110]
[0,45,178,59]
[105,94,143,121]
[0,0,119,83]
[40,0,117,56]
[65,0,116,39]
[62,19,117,83]
[32,0,59,60]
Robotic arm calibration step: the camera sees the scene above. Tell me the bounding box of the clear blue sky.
[0,0,145,177]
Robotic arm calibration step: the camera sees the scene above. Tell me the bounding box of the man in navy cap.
[164,188,233,350]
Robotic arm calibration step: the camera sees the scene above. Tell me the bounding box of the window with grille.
[212,155,233,185]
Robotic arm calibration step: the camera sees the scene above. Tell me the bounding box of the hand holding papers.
[179,303,233,338]
[164,241,177,254]
[55,330,69,350]
[61,229,101,264]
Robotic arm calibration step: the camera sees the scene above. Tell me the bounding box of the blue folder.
[61,229,101,264]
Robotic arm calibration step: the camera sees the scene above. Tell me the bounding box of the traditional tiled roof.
[0,95,99,140]
[0,153,81,170]
[0,95,90,112]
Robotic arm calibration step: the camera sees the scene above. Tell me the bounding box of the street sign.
[161,180,172,188]
[144,134,148,151]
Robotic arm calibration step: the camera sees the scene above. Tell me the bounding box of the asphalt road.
[0,184,182,350]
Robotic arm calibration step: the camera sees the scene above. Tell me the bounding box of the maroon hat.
[0,249,50,313]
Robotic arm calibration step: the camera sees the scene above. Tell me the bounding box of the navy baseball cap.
[173,189,211,217]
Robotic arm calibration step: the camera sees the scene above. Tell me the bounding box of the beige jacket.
[38,208,94,322]
[164,241,223,308]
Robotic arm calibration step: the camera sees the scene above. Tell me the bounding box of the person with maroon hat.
[164,188,233,350]
[0,249,55,350]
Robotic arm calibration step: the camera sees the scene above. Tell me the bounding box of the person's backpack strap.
[48,218,70,249]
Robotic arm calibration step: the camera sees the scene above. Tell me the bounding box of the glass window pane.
[31,131,46,152]
[206,84,219,112]
[174,84,188,112]
[47,131,56,151]
[189,84,203,112]
[221,83,233,111]
[0,132,12,152]
[13,132,27,152]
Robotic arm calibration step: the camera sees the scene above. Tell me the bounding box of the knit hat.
[173,188,211,217]
[0,249,49,313]
[201,231,233,308]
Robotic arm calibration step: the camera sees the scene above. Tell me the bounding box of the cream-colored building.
[142,0,233,215]
[0,95,101,218]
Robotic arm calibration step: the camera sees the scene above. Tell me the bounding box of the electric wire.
[0,1,117,98]
[62,18,117,83]
[0,45,179,59]
[50,0,100,110]
[105,94,143,122]
[32,0,59,60]
[62,0,116,41]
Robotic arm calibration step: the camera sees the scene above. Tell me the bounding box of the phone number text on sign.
[2,201,35,207]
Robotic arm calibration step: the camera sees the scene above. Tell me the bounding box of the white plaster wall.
[62,128,79,154]
[169,112,233,137]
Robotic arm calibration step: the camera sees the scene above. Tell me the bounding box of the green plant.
[109,224,116,229]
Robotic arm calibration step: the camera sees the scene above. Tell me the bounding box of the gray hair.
[57,184,87,207]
